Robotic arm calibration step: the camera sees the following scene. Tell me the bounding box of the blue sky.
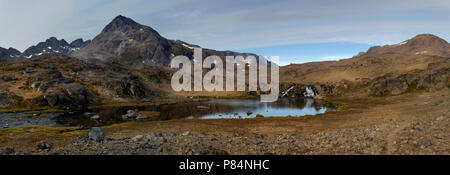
[0,0,449,65]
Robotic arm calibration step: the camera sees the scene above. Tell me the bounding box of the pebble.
[91,115,101,120]
[182,131,191,136]
[132,135,144,142]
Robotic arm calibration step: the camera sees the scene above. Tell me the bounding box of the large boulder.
[105,76,149,99]
[418,67,450,90]
[31,83,95,107]
[62,83,95,106]
[88,127,105,142]
[0,91,19,108]
[44,93,59,106]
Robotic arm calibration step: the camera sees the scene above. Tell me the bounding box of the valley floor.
[0,90,449,155]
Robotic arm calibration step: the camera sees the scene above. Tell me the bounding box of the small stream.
[0,98,335,128]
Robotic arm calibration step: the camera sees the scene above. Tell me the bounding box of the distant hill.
[365,34,450,57]
[281,34,450,84]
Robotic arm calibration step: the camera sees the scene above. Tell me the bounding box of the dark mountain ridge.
[72,15,257,66]
[22,37,91,58]
[0,47,21,60]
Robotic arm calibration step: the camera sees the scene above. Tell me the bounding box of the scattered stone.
[154,132,163,137]
[37,142,52,150]
[136,113,148,120]
[365,137,374,142]
[132,135,144,142]
[88,127,105,142]
[91,115,101,120]
[122,109,139,120]
[0,147,15,155]
[182,131,191,136]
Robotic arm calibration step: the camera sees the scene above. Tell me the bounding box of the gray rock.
[57,92,71,105]
[88,127,105,142]
[132,135,144,142]
[37,142,52,150]
[182,131,191,136]
[136,113,148,120]
[44,93,58,106]
[122,109,139,120]
[31,82,41,90]
[91,115,101,120]
[154,132,163,137]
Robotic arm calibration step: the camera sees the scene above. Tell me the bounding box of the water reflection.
[1,98,334,128]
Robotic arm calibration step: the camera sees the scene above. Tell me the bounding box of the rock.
[62,83,94,106]
[370,73,410,96]
[182,131,191,136]
[0,147,15,155]
[132,135,144,142]
[247,111,253,116]
[46,70,63,79]
[2,74,17,81]
[37,83,49,92]
[365,137,374,142]
[57,92,71,105]
[197,106,210,110]
[122,109,139,120]
[136,113,148,120]
[91,115,101,120]
[0,91,18,108]
[74,135,89,144]
[31,82,41,90]
[88,127,105,142]
[255,114,264,118]
[44,93,59,106]
[37,142,52,150]
[108,77,148,99]
[59,78,75,84]
[154,132,163,137]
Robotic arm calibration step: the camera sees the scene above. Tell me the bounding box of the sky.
[0,0,449,65]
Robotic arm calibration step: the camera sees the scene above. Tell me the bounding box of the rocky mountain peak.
[70,38,91,48]
[0,47,21,60]
[366,34,450,57]
[103,15,144,33]
[407,34,449,47]
[22,37,90,58]
[72,15,256,67]
[7,47,21,56]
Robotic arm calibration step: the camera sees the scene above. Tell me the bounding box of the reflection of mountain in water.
[40,98,334,127]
